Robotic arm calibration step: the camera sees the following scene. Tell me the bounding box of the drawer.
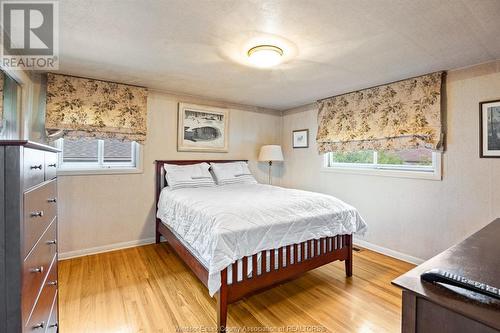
[24,148,45,190]
[23,180,57,256]
[24,261,58,332]
[44,152,58,181]
[22,222,57,322]
[45,292,58,333]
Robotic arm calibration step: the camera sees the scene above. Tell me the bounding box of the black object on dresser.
[1,140,60,333]
[393,219,500,333]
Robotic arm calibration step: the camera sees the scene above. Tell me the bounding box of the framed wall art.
[480,99,500,158]
[292,129,309,148]
[178,103,229,152]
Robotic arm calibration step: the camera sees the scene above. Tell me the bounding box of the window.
[56,138,142,175]
[324,148,441,180]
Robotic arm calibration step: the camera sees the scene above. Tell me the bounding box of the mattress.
[157,183,367,296]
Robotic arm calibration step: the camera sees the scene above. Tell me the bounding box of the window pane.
[377,149,432,166]
[331,150,374,164]
[103,139,133,163]
[63,138,98,163]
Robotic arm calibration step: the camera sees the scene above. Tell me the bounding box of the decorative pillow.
[210,162,258,185]
[164,163,215,190]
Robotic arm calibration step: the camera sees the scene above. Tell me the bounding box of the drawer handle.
[46,240,57,245]
[48,163,57,167]
[48,323,58,328]
[30,266,44,273]
[47,280,58,286]
[30,210,44,218]
[30,164,43,170]
[47,198,57,203]
[32,321,45,329]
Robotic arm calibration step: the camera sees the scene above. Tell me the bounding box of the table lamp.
[258,145,284,184]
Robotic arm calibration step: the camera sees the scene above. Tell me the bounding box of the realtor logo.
[1,1,59,70]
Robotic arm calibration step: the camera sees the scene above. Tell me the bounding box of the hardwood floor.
[59,243,414,333]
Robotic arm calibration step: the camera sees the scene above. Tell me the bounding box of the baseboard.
[353,238,424,265]
[58,236,423,265]
[58,237,156,260]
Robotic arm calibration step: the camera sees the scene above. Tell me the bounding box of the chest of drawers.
[0,141,60,333]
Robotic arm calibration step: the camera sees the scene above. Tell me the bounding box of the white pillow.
[164,163,215,190]
[210,162,257,185]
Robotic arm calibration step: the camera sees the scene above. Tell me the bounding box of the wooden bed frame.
[155,160,353,332]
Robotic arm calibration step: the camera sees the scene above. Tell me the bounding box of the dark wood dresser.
[1,140,59,333]
[393,219,500,333]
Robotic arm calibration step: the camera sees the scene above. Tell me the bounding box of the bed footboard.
[217,234,353,332]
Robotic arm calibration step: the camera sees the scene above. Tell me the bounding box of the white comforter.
[156,183,367,296]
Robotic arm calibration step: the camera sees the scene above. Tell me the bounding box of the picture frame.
[480,99,500,158]
[177,103,229,152]
[292,129,309,148]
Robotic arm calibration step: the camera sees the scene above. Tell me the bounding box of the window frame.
[56,138,143,176]
[322,150,442,180]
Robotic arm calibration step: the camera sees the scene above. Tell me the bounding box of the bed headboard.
[154,160,248,210]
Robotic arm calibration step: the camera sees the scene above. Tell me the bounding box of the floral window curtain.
[46,73,148,143]
[316,72,443,153]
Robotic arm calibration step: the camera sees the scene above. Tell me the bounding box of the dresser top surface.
[393,218,500,328]
[0,140,60,153]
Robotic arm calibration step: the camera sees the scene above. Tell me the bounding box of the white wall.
[58,92,282,257]
[281,61,500,261]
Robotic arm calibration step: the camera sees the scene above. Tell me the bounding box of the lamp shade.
[258,145,284,162]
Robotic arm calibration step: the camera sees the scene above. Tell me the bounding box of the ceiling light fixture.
[247,45,284,68]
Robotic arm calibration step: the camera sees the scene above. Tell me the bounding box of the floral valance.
[46,73,148,143]
[316,72,443,153]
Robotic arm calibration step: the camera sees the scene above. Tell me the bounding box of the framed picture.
[292,129,309,148]
[480,99,500,158]
[178,103,229,152]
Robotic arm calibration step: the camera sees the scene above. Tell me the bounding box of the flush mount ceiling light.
[247,45,284,68]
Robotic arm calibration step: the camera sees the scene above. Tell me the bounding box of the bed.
[155,160,366,332]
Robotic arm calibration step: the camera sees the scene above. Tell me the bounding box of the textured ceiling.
[58,0,500,110]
